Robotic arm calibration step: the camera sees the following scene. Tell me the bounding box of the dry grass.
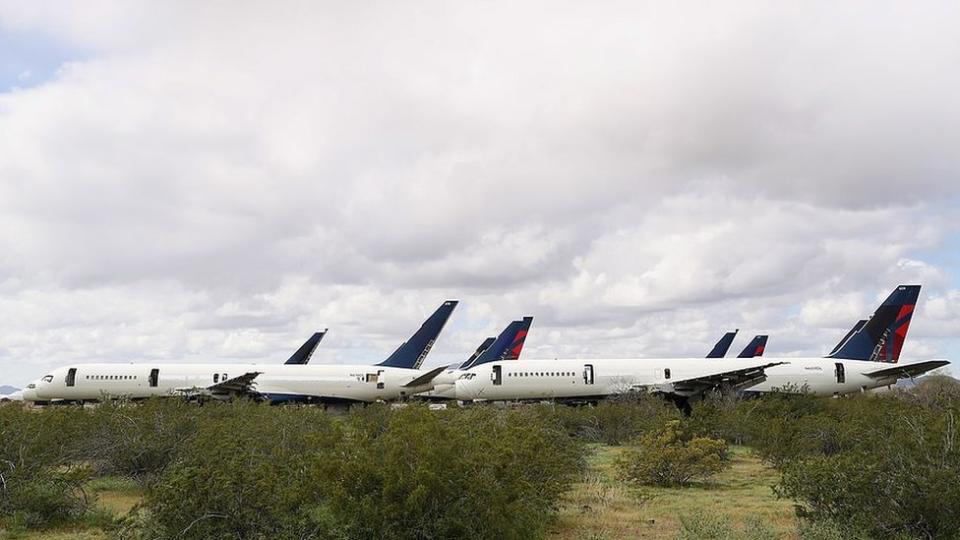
[549,445,798,540]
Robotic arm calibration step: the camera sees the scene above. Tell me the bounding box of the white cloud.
[1,1,959,384]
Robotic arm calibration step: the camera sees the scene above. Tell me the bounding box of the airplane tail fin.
[458,337,495,369]
[737,335,768,358]
[376,300,459,369]
[284,330,327,365]
[503,316,533,360]
[706,330,739,358]
[462,316,533,369]
[827,285,921,363]
[827,320,866,357]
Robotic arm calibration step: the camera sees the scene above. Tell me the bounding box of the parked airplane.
[453,357,783,411]
[452,286,949,405]
[420,317,533,400]
[706,330,738,358]
[745,285,949,395]
[29,301,459,404]
[737,335,768,358]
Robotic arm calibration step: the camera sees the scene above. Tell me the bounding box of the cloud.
[0,1,959,384]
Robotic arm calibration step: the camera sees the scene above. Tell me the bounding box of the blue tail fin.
[737,335,768,358]
[462,316,533,369]
[284,330,327,364]
[376,300,459,369]
[827,285,920,363]
[706,330,738,358]
[458,337,495,369]
[827,320,866,357]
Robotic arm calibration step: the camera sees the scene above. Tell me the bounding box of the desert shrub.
[327,404,585,540]
[776,399,960,539]
[128,401,342,540]
[530,394,681,445]
[83,398,207,480]
[120,402,585,540]
[616,420,729,487]
[0,405,98,529]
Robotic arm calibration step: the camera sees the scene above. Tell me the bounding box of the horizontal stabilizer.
[863,360,950,380]
[403,365,449,388]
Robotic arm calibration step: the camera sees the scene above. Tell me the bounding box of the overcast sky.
[1,1,958,387]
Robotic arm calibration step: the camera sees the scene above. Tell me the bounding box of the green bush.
[616,420,729,487]
[83,398,207,480]
[326,404,585,540]
[126,401,341,540]
[530,394,681,445]
[0,405,98,529]
[115,402,585,540]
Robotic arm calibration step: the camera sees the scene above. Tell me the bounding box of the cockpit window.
[41,375,54,383]
[27,383,36,389]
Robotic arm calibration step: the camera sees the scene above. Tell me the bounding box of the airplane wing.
[647,362,788,397]
[863,360,949,380]
[403,365,449,388]
[174,371,263,400]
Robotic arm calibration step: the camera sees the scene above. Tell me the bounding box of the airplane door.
[583,364,595,385]
[377,369,385,390]
[835,363,845,384]
[66,368,77,387]
[492,365,502,386]
[149,368,159,388]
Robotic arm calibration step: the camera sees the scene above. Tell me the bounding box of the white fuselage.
[451,357,930,401]
[452,358,777,401]
[31,363,435,403]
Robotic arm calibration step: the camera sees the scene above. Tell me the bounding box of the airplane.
[451,285,950,406]
[706,330,738,358]
[744,285,949,395]
[15,331,327,405]
[28,301,459,405]
[420,317,533,400]
[737,335,768,358]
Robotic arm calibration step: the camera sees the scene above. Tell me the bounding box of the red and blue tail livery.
[737,335,768,358]
[827,285,920,363]
[504,316,533,360]
[462,317,534,369]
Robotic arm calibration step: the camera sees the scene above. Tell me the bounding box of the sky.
[0,1,958,387]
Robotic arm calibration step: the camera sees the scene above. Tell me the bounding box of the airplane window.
[664,368,671,380]
[27,383,36,389]
[223,373,228,380]
[41,375,54,383]
[214,374,220,383]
